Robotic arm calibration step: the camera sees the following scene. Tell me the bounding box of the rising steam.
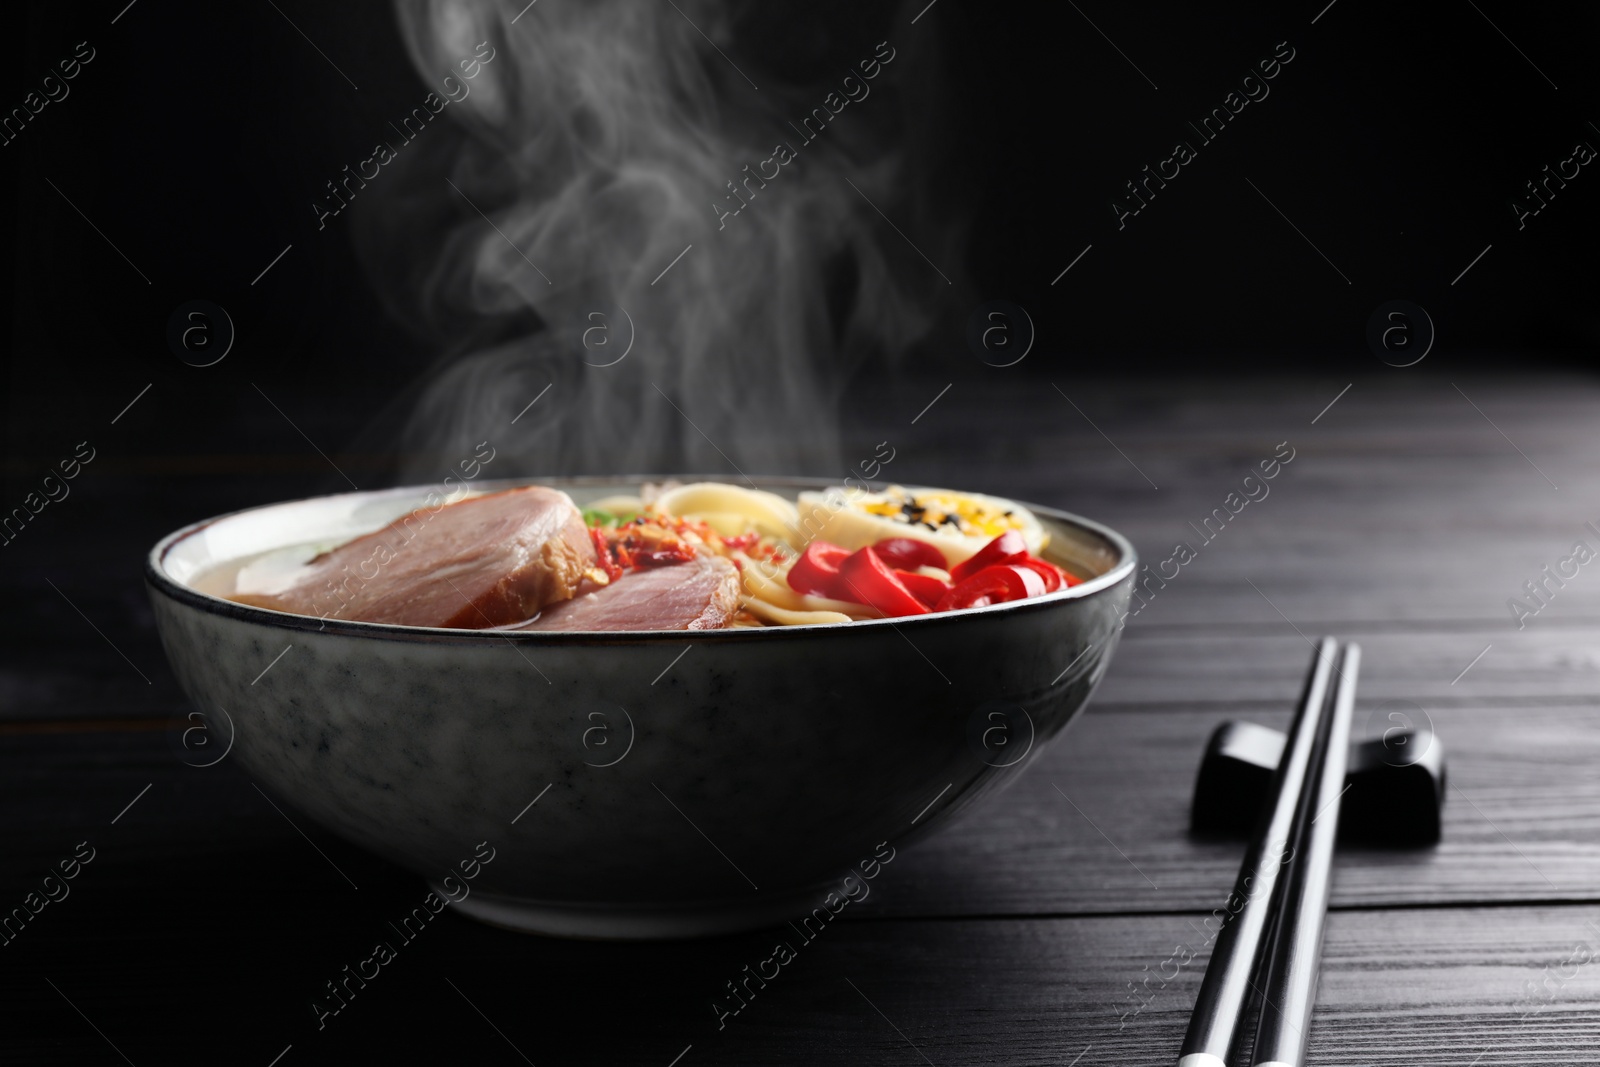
[358,0,953,480]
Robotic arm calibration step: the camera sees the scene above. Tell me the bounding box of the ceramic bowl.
[146,477,1136,938]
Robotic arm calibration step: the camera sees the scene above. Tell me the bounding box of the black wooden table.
[5,370,1599,1065]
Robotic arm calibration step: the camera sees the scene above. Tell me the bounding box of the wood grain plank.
[870,700,1600,915]
[5,374,1600,1062]
[857,372,1600,630]
[3,883,1595,1065]
[4,694,1596,919]
[1095,626,1600,707]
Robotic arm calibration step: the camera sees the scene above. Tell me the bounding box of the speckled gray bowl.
[146,477,1135,938]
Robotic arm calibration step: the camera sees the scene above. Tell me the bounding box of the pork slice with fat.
[516,554,741,631]
[234,486,597,628]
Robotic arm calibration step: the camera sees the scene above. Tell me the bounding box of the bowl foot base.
[434,881,844,940]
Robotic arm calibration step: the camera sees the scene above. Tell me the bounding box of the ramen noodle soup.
[213,482,1080,631]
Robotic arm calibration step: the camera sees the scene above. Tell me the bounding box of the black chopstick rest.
[1176,638,1341,1067]
[1191,720,1446,844]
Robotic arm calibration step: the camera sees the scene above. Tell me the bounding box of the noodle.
[740,599,854,627]
[732,552,881,619]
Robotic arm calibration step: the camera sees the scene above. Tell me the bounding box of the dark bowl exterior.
[146,478,1135,936]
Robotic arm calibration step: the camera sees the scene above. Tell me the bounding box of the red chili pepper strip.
[787,541,851,598]
[894,569,952,609]
[1013,556,1063,593]
[871,537,949,572]
[835,547,931,616]
[935,563,1046,612]
[949,530,1029,583]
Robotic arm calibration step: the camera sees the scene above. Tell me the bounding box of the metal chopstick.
[1249,642,1360,1067]
[1176,637,1341,1067]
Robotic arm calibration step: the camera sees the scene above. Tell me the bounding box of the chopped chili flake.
[586,509,781,578]
[589,526,624,582]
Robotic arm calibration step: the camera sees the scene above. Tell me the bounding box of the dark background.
[7,0,1600,485]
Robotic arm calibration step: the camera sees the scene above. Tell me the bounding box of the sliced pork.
[516,554,740,631]
[235,486,596,628]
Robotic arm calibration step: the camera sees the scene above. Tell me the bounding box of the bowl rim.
[145,475,1138,643]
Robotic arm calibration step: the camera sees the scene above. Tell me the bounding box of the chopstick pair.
[1177,637,1361,1067]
